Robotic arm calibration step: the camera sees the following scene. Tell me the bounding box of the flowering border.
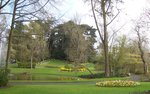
[96,80,140,87]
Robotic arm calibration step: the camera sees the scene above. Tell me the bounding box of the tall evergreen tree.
[48,21,97,63]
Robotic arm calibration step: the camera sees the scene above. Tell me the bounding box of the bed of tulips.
[96,80,140,87]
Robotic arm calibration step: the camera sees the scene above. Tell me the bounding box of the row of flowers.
[60,65,86,72]
[96,80,140,87]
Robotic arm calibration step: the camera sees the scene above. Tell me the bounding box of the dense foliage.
[48,21,97,63]
[95,35,149,76]
[0,69,9,87]
[11,20,52,65]
[17,62,36,68]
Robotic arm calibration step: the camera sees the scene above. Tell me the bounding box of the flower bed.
[60,65,86,72]
[96,80,140,87]
[60,66,73,72]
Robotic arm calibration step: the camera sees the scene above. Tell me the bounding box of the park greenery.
[0,0,150,94]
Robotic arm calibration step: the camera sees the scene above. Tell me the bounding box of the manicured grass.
[8,60,130,82]
[9,59,96,76]
[9,60,99,81]
[10,67,96,76]
[0,82,150,94]
[3,60,150,94]
[9,67,98,81]
[9,77,129,83]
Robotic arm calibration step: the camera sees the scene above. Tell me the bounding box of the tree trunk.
[138,43,148,74]
[136,28,148,75]
[5,0,17,69]
[91,0,110,77]
[31,54,33,69]
[101,0,110,77]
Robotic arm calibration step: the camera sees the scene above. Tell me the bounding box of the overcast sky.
[52,0,150,46]
[54,0,149,27]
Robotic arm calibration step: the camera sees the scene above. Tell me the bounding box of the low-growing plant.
[17,62,36,68]
[60,66,73,72]
[96,80,140,87]
[0,68,10,87]
[60,65,86,72]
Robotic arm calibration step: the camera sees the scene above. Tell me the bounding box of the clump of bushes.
[96,80,140,87]
[0,68,10,87]
[17,62,36,68]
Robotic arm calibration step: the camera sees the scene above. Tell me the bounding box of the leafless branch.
[106,0,111,13]
[16,0,39,9]
[106,10,120,26]
[0,12,13,15]
[91,0,104,43]
[0,0,49,18]
[108,22,126,42]
[17,0,26,5]
[0,0,10,9]
[48,1,59,10]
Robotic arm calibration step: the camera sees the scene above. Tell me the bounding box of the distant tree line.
[10,20,97,64]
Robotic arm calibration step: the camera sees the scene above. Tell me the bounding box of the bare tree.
[0,0,58,69]
[132,9,150,74]
[134,21,149,75]
[89,0,122,77]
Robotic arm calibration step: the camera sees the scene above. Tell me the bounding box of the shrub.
[96,80,140,87]
[79,73,105,79]
[0,68,10,87]
[94,63,104,71]
[17,62,36,68]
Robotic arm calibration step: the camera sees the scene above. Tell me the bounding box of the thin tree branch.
[0,12,13,15]
[106,10,120,26]
[1,0,49,16]
[17,0,26,5]
[16,0,39,9]
[106,0,111,13]
[0,0,10,9]
[26,0,49,15]
[108,22,126,42]
[91,0,104,44]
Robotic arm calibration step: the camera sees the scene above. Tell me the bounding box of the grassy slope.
[0,82,150,94]
[9,60,98,81]
[9,60,130,82]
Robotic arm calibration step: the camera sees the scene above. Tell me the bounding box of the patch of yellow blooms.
[60,66,86,72]
[96,80,140,87]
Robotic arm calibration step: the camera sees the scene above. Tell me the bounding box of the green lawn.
[8,60,130,82]
[0,82,150,94]
[9,60,99,81]
[9,60,95,75]
[1,60,149,94]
